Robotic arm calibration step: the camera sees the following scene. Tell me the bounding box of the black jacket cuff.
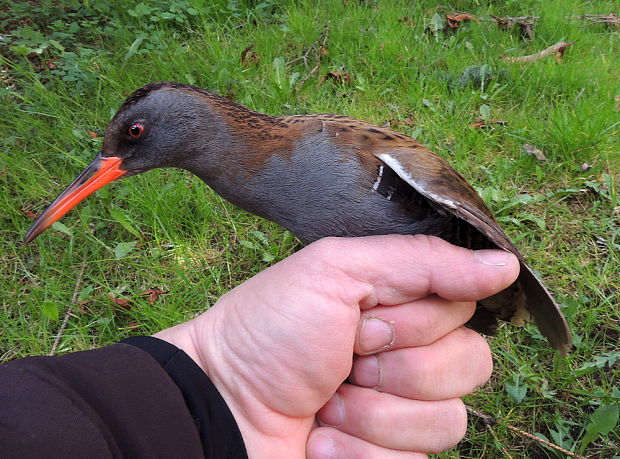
[122,336,248,459]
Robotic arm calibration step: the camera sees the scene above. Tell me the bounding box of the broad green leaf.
[129,2,151,16]
[48,39,64,51]
[410,127,423,139]
[480,104,491,120]
[272,56,286,89]
[422,98,434,109]
[78,285,94,303]
[430,12,443,31]
[114,241,138,258]
[52,221,73,237]
[41,301,59,321]
[251,230,269,246]
[575,352,620,376]
[520,213,546,230]
[505,382,528,403]
[239,240,259,250]
[10,44,30,56]
[282,231,295,245]
[124,37,144,61]
[579,405,619,453]
[505,374,529,403]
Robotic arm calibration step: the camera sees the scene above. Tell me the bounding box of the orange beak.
[24,155,126,244]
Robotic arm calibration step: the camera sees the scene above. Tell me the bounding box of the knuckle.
[299,237,345,275]
[408,234,441,254]
[307,236,344,255]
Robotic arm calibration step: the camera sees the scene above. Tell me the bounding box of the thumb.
[300,235,520,307]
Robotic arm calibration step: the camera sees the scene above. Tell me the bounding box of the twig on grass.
[576,14,620,28]
[49,262,86,356]
[502,41,575,63]
[287,22,330,88]
[466,405,514,459]
[466,405,588,459]
[486,15,540,23]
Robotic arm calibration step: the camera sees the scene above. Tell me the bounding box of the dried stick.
[488,15,540,23]
[467,406,514,458]
[502,41,575,63]
[466,405,588,459]
[287,22,330,67]
[288,23,330,88]
[49,263,86,356]
[577,14,620,28]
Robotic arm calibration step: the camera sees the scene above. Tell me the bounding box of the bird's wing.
[374,148,519,255]
[375,148,572,355]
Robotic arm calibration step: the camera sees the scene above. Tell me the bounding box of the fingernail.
[317,393,344,426]
[308,432,335,459]
[359,317,394,353]
[476,249,511,266]
[350,355,380,388]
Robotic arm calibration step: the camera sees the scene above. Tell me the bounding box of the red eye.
[128,123,144,138]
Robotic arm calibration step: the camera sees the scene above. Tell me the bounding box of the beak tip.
[23,229,36,245]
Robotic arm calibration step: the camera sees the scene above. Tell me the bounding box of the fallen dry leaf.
[522,143,547,161]
[398,16,415,26]
[110,296,131,310]
[446,13,476,29]
[470,118,508,129]
[126,321,141,330]
[492,15,538,40]
[319,71,351,86]
[77,300,89,314]
[20,208,38,219]
[240,45,260,66]
[87,130,99,139]
[399,117,416,127]
[518,21,535,40]
[492,15,511,30]
[45,61,56,70]
[140,288,168,305]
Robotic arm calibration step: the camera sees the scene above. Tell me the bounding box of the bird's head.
[23,82,223,243]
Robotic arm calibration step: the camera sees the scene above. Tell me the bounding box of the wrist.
[155,310,298,458]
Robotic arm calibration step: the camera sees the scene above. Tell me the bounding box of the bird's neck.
[181,107,341,236]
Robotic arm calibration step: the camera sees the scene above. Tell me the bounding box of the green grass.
[1,0,619,457]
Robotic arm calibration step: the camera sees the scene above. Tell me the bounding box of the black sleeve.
[0,337,247,459]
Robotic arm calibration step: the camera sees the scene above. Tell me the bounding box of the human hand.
[155,235,520,458]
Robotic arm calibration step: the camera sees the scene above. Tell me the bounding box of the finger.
[307,427,427,459]
[300,235,520,308]
[351,327,493,400]
[354,296,475,354]
[317,384,467,453]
